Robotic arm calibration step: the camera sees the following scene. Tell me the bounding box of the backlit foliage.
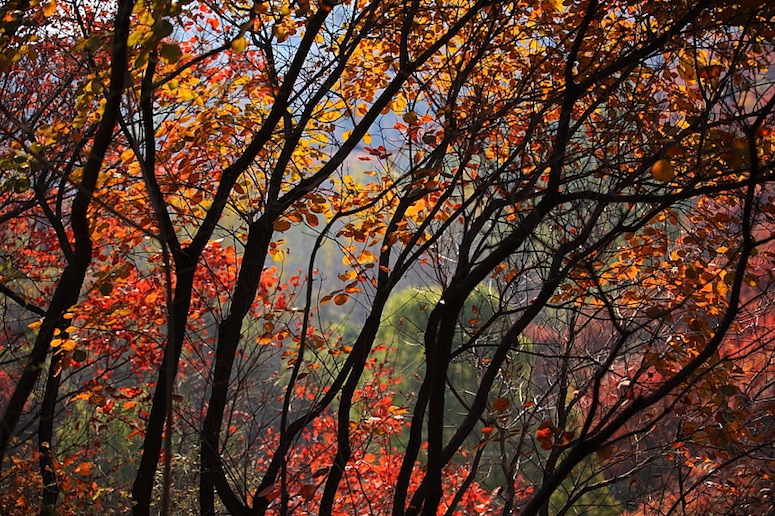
[1,0,774,514]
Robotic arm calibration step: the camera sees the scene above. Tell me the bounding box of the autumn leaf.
[299,483,317,500]
[231,36,247,53]
[651,159,676,182]
[151,19,174,40]
[255,484,279,500]
[5,1,775,514]
[273,219,291,232]
[42,0,57,17]
[160,43,183,64]
[536,421,555,450]
[492,397,510,412]
[73,462,94,476]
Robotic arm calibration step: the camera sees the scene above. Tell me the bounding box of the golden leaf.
[42,0,56,17]
[231,36,247,53]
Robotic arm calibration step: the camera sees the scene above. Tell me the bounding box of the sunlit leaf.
[42,0,56,17]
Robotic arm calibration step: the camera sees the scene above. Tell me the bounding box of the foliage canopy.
[1,0,775,514]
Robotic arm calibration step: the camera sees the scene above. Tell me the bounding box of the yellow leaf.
[177,87,197,101]
[138,10,155,26]
[359,250,376,263]
[338,270,357,281]
[389,405,408,416]
[128,29,149,48]
[231,36,247,53]
[256,333,273,345]
[319,109,342,123]
[28,320,43,330]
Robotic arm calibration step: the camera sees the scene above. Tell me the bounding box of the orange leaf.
[273,219,291,232]
[651,159,675,182]
[305,212,319,227]
[73,462,93,476]
[492,397,510,412]
[333,293,349,305]
[338,270,357,281]
[42,0,56,17]
[536,426,553,440]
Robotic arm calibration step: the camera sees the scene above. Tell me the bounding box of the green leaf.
[151,19,174,40]
[13,176,30,193]
[160,43,182,64]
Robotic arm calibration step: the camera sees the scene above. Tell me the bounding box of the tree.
[1,0,774,514]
